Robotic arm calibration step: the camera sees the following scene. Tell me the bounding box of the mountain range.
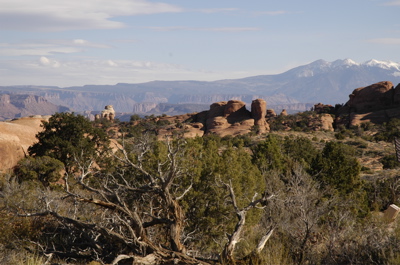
[1,58,400,119]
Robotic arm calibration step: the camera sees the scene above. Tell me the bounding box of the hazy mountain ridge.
[1,59,400,118]
[0,93,70,120]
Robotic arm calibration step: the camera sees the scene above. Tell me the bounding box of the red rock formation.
[319,114,334,131]
[393,83,400,105]
[280,109,288,116]
[251,99,270,134]
[314,103,334,114]
[224,100,247,117]
[336,81,400,127]
[348,81,394,113]
[205,100,254,136]
[208,101,228,118]
[267,109,277,117]
[0,116,49,171]
[101,105,116,121]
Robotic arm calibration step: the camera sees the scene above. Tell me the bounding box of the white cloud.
[0,58,258,87]
[0,39,110,56]
[113,39,139,44]
[383,1,400,6]
[39,56,60,68]
[197,8,239,13]
[368,38,400,45]
[107,60,118,67]
[147,26,261,32]
[73,39,88,45]
[210,27,261,32]
[0,0,183,31]
[255,10,288,16]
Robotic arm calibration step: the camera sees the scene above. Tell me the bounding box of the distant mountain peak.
[331,58,359,67]
[307,58,400,70]
[294,58,400,78]
[363,59,400,71]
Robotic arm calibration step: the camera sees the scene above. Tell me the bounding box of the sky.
[1,0,400,87]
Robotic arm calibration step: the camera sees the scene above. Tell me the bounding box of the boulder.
[267,109,277,117]
[384,204,400,222]
[280,109,288,116]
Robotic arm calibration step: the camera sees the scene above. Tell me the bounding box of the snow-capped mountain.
[364,59,400,71]
[289,59,400,78]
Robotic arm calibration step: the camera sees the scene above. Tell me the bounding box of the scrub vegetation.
[1,112,400,265]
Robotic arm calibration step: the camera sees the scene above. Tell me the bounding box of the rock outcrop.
[154,99,271,138]
[267,109,277,117]
[195,99,270,136]
[314,103,334,114]
[100,105,115,121]
[336,81,400,126]
[205,100,255,136]
[319,114,334,131]
[251,99,269,133]
[348,81,394,113]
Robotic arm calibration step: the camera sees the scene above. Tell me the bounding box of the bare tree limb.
[255,228,274,254]
[221,179,275,263]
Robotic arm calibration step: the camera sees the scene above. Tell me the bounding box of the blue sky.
[1,0,400,87]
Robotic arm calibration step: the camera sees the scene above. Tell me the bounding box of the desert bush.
[28,112,109,174]
[14,156,64,186]
[310,141,362,195]
[381,154,400,169]
[374,118,400,142]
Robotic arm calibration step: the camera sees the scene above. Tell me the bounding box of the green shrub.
[14,156,64,186]
[381,154,400,169]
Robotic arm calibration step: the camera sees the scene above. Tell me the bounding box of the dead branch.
[221,180,275,263]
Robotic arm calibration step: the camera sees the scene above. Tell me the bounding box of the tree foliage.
[374,118,400,142]
[311,141,362,195]
[28,112,109,173]
[4,116,400,265]
[14,156,64,186]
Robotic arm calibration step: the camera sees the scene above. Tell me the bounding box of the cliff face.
[0,94,70,121]
[0,84,302,116]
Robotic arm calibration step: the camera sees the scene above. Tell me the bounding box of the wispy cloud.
[146,26,261,32]
[0,0,183,31]
[0,39,110,56]
[0,58,235,86]
[255,10,289,16]
[383,1,400,6]
[367,38,400,45]
[113,39,140,44]
[197,8,239,13]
